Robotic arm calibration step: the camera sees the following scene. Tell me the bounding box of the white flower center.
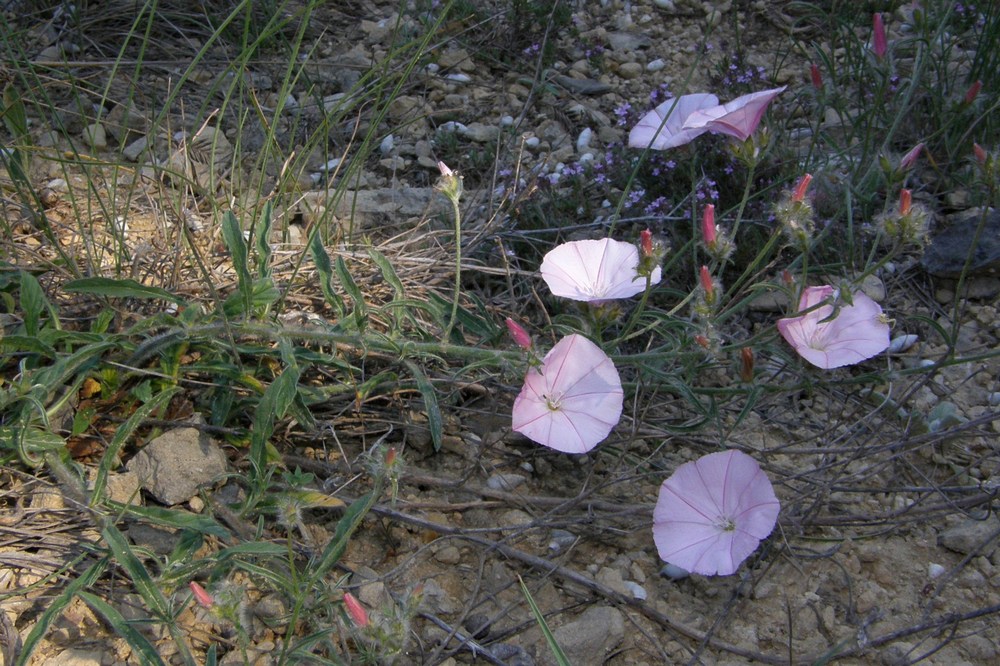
[716,516,737,532]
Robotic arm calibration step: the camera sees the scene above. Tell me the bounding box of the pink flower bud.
[437,161,453,177]
[740,347,755,383]
[810,64,823,90]
[189,581,214,609]
[505,317,532,350]
[343,592,369,628]
[872,13,887,59]
[699,265,715,303]
[899,189,912,216]
[640,228,653,258]
[694,335,710,349]
[899,143,923,170]
[701,204,717,247]
[792,173,812,202]
[963,80,982,105]
[385,446,397,466]
[974,143,988,165]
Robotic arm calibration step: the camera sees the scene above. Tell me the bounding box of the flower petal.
[540,238,659,302]
[628,93,720,150]
[652,451,779,576]
[512,334,623,453]
[682,87,786,142]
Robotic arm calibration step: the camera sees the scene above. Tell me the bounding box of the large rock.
[548,606,624,665]
[127,427,228,505]
[922,208,1000,278]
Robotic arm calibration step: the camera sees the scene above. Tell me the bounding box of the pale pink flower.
[505,317,532,350]
[653,450,779,576]
[681,86,787,142]
[512,334,623,453]
[872,13,888,59]
[628,93,720,150]
[343,592,370,628]
[540,238,661,302]
[777,285,890,369]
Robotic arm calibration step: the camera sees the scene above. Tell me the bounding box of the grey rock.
[490,643,535,666]
[83,122,107,150]
[127,522,180,555]
[938,514,1000,556]
[486,473,527,490]
[548,74,612,96]
[127,427,228,505]
[122,135,149,162]
[606,31,652,51]
[549,606,624,665]
[41,648,103,666]
[921,208,1000,278]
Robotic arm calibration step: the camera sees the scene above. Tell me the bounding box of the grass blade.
[518,575,571,666]
[78,591,166,666]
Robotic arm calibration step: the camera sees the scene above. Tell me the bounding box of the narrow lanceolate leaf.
[367,247,405,300]
[255,200,274,279]
[308,232,345,317]
[78,591,166,666]
[63,277,184,303]
[403,360,443,452]
[311,480,382,580]
[221,211,252,314]
[18,271,47,336]
[335,256,367,331]
[249,364,302,477]
[101,524,171,619]
[519,575,571,666]
[17,557,108,666]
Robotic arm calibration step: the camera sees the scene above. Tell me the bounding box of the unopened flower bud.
[434,161,463,203]
[189,581,214,609]
[810,63,823,90]
[739,347,754,383]
[872,13,887,59]
[776,176,815,250]
[899,143,923,171]
[694,334,710,349]
[974,143,988,165]
[640,228,653,258]
[343,592,370,628]
[700,204,734,260]
[899,188,912,215]
[699,265,716,305]
[876,189,929,246]
[963,80,982,105]
[505,317,532,350]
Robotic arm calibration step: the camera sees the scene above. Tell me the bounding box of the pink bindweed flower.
[512,334,623,453]
[777,286,891,369]
[343,592,370,628]
[189,581,214,609]
[652,450,780,577]
[681,87,787,142]
[505,317,533,350]
[872,13,888,59]
[628,93,720,150]
[540,238,661,302]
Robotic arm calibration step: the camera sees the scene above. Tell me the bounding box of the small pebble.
[379,134,394,155]
[660,563,689,580]
[646,58,666,72]
[576,127,593,152]
[888,334,919,353]
[444,73,471,83]
[928,563,946,578]
[548,529,576,553]
[623,581,647,600]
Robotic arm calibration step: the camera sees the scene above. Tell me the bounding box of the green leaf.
[107,502,229,538]
[255,200,274,279]
[335,256,367,331]
[367,247,405,300]
[0,334,56,357]
[221,211,252,314]
[78,591,166,666]
[310,482,382,581]
[16,557,108,666]
[63,277,184,304]
[403,360,442,452]
[18,271,47,336]
[101,524,171,619]
[308,232,345,317]
[249,364,302,478]
[222,276,280,317]
[519,575,571,666]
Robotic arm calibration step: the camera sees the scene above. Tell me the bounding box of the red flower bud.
[701,204,717,247]
[505,317,532,350]
[640,228,653,258]
[740,347,755,383]
[343,592,369,628]
[385,446,397,466]
[792,173,812,202]
[189,581,214,609]
[899,189,912,216]
[810,64,823,90]
[963,80,982,105]
[699,265,715,302]
[695,335,710,349]
[974,143,988,165]
[872,13,887,59]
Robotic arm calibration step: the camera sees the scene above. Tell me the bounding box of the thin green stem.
[443,195,462,341]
